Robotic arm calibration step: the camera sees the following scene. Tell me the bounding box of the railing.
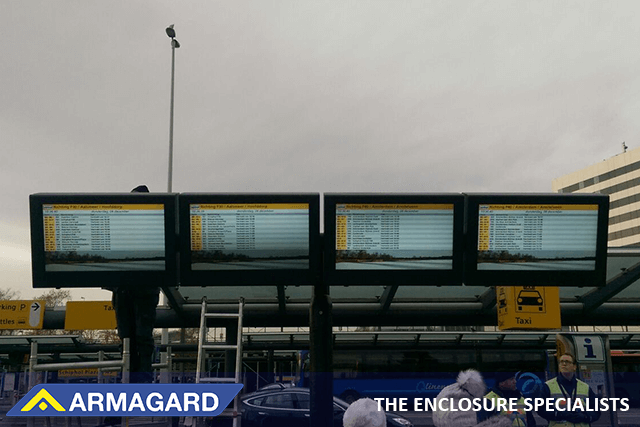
[26,339,174,427]
[29,339,131,387]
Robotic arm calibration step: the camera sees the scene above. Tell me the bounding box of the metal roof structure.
[0,335,122,364]
[0,335,82,346]
[151,247,640,328]
[5,331,640,365]
[244,331,640,351]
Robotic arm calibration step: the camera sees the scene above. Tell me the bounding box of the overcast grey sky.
[2,1,638,300]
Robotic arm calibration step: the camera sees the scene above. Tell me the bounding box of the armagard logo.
[20,389,66,412]
[8,384,242,417]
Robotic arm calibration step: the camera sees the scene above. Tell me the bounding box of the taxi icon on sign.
[517,290,544,312]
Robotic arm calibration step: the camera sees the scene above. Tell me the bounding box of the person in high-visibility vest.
[537,353,600,426]
[479,371,536,426]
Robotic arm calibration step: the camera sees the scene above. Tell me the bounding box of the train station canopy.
[146,247,640,328]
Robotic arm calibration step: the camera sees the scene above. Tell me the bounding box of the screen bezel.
[463,193,609,287]
[29,193,178,289]
[178,193,320,286]
[324,193,465,286]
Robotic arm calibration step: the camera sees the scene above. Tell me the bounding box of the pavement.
[1,406,640,426]
[400,409,640,426]
[0,416,172,427]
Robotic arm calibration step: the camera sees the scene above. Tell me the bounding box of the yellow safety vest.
[546,377,590,427]
[484,391,527,427]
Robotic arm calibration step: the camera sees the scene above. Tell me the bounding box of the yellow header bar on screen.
[44,204,163,211]
[195,203,308,210]
[338,204,453,210]
[479,204,598,211]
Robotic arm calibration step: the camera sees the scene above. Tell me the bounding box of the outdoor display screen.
[179,193,320,285]
[43,203,166,272]
[335,203,455,270]
[190,203,309,270]
[30,193,177,288]
[477,204,598,271]
[324,194,465,285]
[464,194,609,287]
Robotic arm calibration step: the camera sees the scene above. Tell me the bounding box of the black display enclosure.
[178,193,320,286]
[463,193,609,287]
[30,193,178,289]
[324,193,465,286]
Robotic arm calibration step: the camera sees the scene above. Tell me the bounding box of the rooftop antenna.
[623,141,628,153]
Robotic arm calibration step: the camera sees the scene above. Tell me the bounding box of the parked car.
[239,386,413,427]
[255,382,295,392]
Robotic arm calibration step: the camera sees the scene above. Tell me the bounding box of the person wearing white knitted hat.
[432,369,511,427]
[343,398,386,427]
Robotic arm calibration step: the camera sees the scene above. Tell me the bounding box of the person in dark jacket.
[479,371,536,426]
[537,353,600,426]
[111,185,161,384]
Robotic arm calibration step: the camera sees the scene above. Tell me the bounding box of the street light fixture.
[163,24,181,350]
[166,24,180,193]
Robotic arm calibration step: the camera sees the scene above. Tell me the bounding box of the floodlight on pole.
[163,24,180,347]
[166,24,180,193]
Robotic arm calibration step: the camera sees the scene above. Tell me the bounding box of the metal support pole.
[27,342,38,427]
[28,341,38,391]
[267,349,275,384]
[167,39,176,193]
[226,324,238,379]
[233,298,244,427]
[98,351,104,384]
[235,299,244,385]
[163,24,180,350]
[196,298,207,384]
[310,234,333,427]
[122,338,130,427]
[309,291,333,427]
[122,338,131,384]
[256,361,260,391]
[159,346,172,384]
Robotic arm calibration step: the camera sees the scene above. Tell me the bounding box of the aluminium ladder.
[195,298,244,427]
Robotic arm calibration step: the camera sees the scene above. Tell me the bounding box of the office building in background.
[553,144,640,247]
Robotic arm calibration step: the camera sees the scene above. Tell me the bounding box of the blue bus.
[296,347,549,405]
[296,347,640,408]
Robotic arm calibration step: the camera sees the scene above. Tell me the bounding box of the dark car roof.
[255,382,295,392]
[241,387,411,424]
[243,386,323,401]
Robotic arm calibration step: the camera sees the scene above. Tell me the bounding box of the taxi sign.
[0,300,45,329]
[497,286,561,330]
[65,301,116,330]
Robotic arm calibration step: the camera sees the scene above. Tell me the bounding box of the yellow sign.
[65,301,116,330]
[497,286,561,330]
[0,300,45,329]
[58,368,117,378]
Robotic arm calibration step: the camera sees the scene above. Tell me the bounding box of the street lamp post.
[166,24,180,193]
[163,25,180,367]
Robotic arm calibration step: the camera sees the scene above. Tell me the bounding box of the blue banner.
[7,384,243,417]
